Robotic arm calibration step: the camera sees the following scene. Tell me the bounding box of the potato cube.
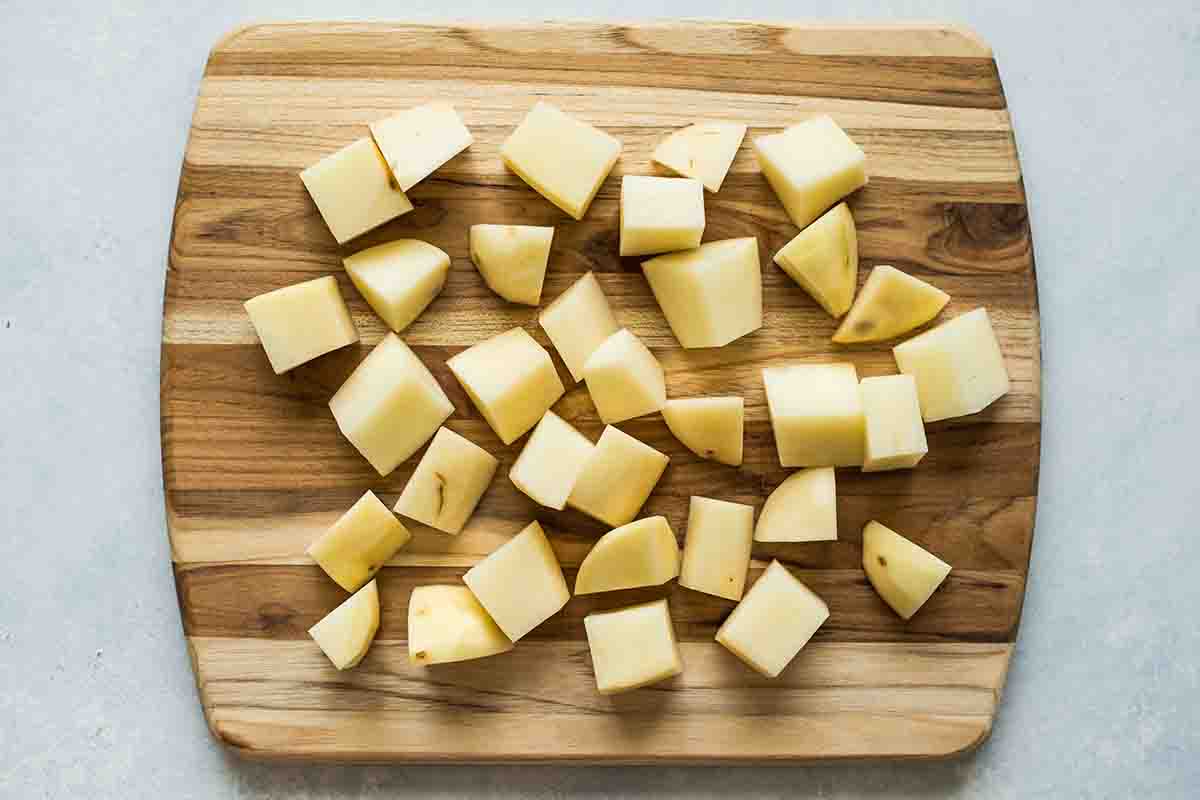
[408,585,513,666]
[679,497,754,601]
[393,427,498,534]
[753,115,866,230]
[642,238,762,348]
[715,561,828,678]
[581,329,666,423]
[574,517,680,594]
[447,328,565,444]
[328,333,454,476]
[763,363,865,467]
[300,137,413,244]
[568,426,669,527]
[619,175,705,257]
[469,224,554,306]
[501,101,621,220]
[538,272,620,383]
[343,240,450,334]
[462,521,570,642]
[833,265,949,343]
[509,411,594,510]
[892,307,1010,422]
[773,202,858,317]
[651,121,747,192]
[584,599,683,694]
[860,375,928,472]
[306,490,411,592]
[369,102,473,191]
[862,521,951,620]
[661,396,744,467]
[308,580,380,671]
[755,467,837,543]
[244,276,358,374]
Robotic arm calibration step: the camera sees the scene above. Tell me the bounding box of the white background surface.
[1,1,1198,797]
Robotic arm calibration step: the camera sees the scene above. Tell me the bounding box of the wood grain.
[162,21,1039,762]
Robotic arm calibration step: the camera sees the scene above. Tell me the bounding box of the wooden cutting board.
[163,21,1039,762]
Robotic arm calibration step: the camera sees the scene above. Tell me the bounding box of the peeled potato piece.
[574,516,680,595]
[308,580,380,670]
[833,265,949,343]
[652,121,747,192]
[861,521,951,620]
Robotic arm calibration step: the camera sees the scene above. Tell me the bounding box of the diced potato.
[300,137,413,244]
[509,411,594,510]
[618,175,705,257]
[369,102,473,191]
[755,467,837,543]
[715,561,829,678]
[308,580,380,670]
[651,121,747,192]
[462,521,570,642]
[568,426,669,527]
[642,238,762,348]
[753,115,867,229]
[469,224,554,306]
[393,427,498,534]
[408,585,513,666]
[574,517,680,595]
[772,202,858,317]
[244,276,358,374]
[833,265,949,343]
[328,333,453,476]
[501,102,621,220]
[860,375,928,472]
[306,490,411,592]
[763,363,865,467]
[584,599,683,694]
[861,521,950,620]
[538,271,620,383]
[678,497,754,601]
[343,240,450,333]
[581,329,666,424]
[661,396,744,466]
[447,328,565,444]
[892,308,1011,422]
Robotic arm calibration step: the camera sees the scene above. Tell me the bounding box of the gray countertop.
[2,1,1197,797]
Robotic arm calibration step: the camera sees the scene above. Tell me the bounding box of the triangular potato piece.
[468,224,554,305]
[661,396,744,466]
[833,265,949,343]
[772,202,857,317]
[652,122,747,192]
[574,517,680,595]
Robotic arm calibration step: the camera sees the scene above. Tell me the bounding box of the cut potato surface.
[619,175,705,257]
[860,375,928,472]
[834,265,949,343]
[244,275,358,374]
[538,271,620,383]
[893,307,1010,422]
[661,396,744,466]
[501,101,621,220]
[307,490,411,592]
[568,426,670,527]
[753,115,867,230]
[308,580,380,671]
[408,585,513,666]
[574,516,680,595]
[763,362,865,467]
[469,224,554,306]
[328,333,453,476]
[582,329,666,424]
[652,121,747,192]
[462,521,570,642]
[343,239,450,334]
[584,599,683,694]
[861,521,951,620]
[755,467,837,543]
[447,327,565,444]
[716,561,829,678]
[642,237,762,349]
[369,102,472,191]
[393,427,498,534]
[773,202,858,318]
[300,137,413,244]
[509,411,594,510]
[679,497,754,601]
